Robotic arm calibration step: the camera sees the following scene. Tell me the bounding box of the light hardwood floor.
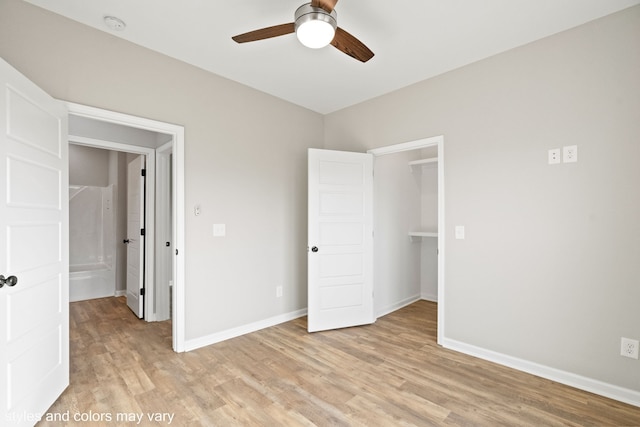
[38,297,640,426]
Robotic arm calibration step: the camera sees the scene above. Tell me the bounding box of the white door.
[0,58,69,425]
[126,155,145,318]
[307,149,374,332]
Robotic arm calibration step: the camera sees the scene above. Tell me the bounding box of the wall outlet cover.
[213,223,226,237]
[621,337,639,359]
[548,148,561,165]
[563,145,578,163]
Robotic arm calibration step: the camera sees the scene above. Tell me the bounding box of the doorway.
[66,102,186,352]
[367,136,445,345]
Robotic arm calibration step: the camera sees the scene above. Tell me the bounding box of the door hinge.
[140,288,145,296]
[140,228,145,236]
[141,169,146,177]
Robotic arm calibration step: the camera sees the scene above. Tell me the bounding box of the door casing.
[66,102,186,352]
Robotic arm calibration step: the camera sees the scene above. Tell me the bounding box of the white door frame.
[367,135,445,345]
[65,102,186,352]
[155,141,172,321]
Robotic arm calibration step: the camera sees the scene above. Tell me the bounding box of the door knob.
[311,246,319,253]
[0,275,18,288]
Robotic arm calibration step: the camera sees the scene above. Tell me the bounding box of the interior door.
[307,148,374,332]
[125,155,145,318]
[0,58,69,425]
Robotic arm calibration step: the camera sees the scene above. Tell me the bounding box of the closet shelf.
[408,157,438,168]
[409,231,438,241]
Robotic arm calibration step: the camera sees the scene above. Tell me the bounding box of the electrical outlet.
[621,337,639,359]
[563,145,578,163]
[276,286,283,298]
[548,148,561,165]
[213,223,226,237]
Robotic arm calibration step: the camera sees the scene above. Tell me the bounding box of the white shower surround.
[69,184,116,302]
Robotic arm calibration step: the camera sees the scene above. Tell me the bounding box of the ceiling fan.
[231,0,374,63]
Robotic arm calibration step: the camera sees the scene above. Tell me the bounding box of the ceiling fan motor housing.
[295,3,338,48]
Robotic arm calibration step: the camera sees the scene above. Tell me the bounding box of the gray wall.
[68,144,109,187]
[419,156,438,301]
[0,0,323,340]
[373,151,423,315]
[324,6,640,392]
[108,150,128,293]
[70,115,162,148]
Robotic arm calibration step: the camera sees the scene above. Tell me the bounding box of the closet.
[372,144,439,316]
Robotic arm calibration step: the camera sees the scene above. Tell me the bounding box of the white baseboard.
[376,295,421,318]
[442,337,640,408]
[421,293,438,303]
[115,290,126,297]
[184,308,307,352]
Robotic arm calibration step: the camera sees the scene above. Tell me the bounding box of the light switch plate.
[213,224,226,237]
[455,226,465,240]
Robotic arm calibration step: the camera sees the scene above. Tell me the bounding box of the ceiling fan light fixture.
[294,4,337,49]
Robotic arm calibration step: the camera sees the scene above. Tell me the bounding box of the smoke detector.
[104,16,126,31]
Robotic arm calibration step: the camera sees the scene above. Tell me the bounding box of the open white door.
[308,149,374,332]
[125,155,145,318]
[0,58,69,425]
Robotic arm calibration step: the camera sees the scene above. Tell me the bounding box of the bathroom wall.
[69,144,109,186]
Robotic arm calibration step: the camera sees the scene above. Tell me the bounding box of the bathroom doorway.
[66,102,185,351]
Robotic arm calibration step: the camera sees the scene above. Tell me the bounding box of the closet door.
[307,149,374,332]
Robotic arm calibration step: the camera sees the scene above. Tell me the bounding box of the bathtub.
[69,263,115,302]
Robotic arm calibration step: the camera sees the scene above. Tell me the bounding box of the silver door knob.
[0,275,18,288]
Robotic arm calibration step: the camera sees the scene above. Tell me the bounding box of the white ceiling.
[24,0,640,114]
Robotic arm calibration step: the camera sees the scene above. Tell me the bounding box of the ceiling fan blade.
[232,23,295,43]
[311,0,339,13]
[331,27,374,63]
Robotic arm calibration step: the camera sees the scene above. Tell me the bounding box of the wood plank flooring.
[38,297,640,426]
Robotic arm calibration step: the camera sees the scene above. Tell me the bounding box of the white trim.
[68,135,154,156]
[65,102,186,353]
[367,135,444,157]
[376,295,421,319]
[421,294,438,303]
[367,136,445,345]
[184,309,308,352]
[115,290,126,297]
[437,140,445,344]
[442,337,640,408]
[155,147,172,321]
